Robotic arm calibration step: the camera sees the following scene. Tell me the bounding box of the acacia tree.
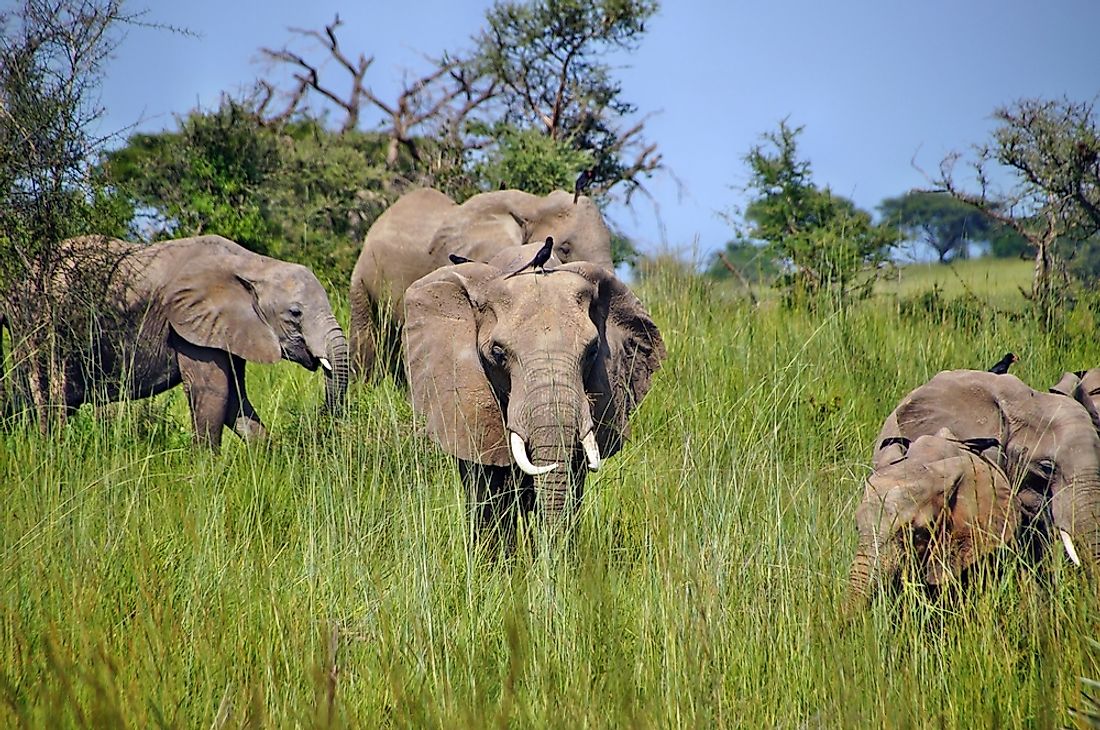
[475,0,661,201]
[878,191,1002,262]
[935,96,1100,318]
[0,0,136,428]
[734,121,899,305]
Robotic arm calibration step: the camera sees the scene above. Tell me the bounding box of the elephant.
[849,369,1100,607]
[402,244,664,539]
[848,429,1021,605]
[32,234,349,449]
[349,187,615,380]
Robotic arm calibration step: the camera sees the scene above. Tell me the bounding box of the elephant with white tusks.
[349,187,614,381]
[402,245,664,542]
[848,369,1100,611]
[39,234,349,450]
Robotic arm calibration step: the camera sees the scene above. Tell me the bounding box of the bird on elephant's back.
[349,187,615,382]
[402,245,665,544]
[34,234,349,450]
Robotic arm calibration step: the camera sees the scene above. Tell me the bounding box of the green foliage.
[262,120,396,278]
[737,121,900,306]
[878,191,1026,262]
[938,96,1100,320]
[3,266,1100,726]
[104,101,281,255]
[473,124,593,195]
[706,240,780,282]
[104,104,408,281]
[475,0,660,199]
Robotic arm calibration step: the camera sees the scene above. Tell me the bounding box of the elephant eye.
[287,305,303,319]
[489,343,507,366]
[558,241,573,256]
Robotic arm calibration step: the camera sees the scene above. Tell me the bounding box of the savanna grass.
[2,262,1099,727]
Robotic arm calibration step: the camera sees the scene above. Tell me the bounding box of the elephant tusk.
[319,357,333,372]
[509,432,557,476]
[581,430,601,471]
[1059,529,1082,567]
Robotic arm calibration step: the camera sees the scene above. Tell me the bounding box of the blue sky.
[95,0,1100,261]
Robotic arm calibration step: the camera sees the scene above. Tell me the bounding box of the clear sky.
[94,0,1100,261]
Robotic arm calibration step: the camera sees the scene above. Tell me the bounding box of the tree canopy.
[728,121,900,305]
[935,96,1100,317]
[99,0,660,277]
[878,191,1000,263]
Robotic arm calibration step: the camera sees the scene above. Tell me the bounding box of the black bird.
[505,236,554,279]
[988,352,1018,374]
[448,253,474,265]
[573,168,595,204]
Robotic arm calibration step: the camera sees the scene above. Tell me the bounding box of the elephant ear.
[565,262,666,458]
[403,263,510,465]
[924,453,1018,585]
[1049,371,1100,435]
[164,260,281,363]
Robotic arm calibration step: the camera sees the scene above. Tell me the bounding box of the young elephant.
[848,430,1020,609]
[869,370,1100,581]
[35,235,349,449]
[402,246,665,538]
[350,187,615,380]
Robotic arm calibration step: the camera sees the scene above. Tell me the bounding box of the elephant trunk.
[512,362,589,533]
[306,315,349,416]
[845,524,899,614]
[1057,475,1100,569]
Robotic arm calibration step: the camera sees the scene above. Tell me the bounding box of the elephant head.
[157,237,349,414]
[848,429,1020,609]
[428,190,614,269]
[865,370,1100,587]
[402,250,664,530]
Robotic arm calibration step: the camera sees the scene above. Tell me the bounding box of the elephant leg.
[225,354,267,443]
[176,342,232,450]
[458,461,531,551]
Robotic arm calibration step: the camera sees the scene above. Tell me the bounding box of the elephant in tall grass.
[350,187,614,380]
[848,370,1100,608]
[402,244,664,539]
[847,429,1023,607]
[30,235,349,449]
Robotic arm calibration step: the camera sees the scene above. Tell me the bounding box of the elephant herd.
[5,184,1098,605]
[3,187,664,540]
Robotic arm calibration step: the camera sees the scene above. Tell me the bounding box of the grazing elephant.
[849,369,1100,606]
[402,245,664,538]
[43,235,349,449]
[349,187,614,379]
[848,429,1021,608]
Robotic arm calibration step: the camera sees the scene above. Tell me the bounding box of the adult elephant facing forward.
[402,246,664,540]
[849,370,1100,608]
[349,187,614,379]
[41,235,349,449]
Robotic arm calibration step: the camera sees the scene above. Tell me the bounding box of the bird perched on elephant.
[37,235,349,449]
[849,369,1100,609]
[847,429,1022,608]
[349,187,614,380]
[402,244,664,541]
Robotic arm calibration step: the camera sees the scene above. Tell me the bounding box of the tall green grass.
[2,262,1099,727]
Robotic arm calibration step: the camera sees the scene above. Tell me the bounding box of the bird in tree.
[988,353,1018,374]
[505,237,554,279]
[448,253,474,265]
[573,168,595,204]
